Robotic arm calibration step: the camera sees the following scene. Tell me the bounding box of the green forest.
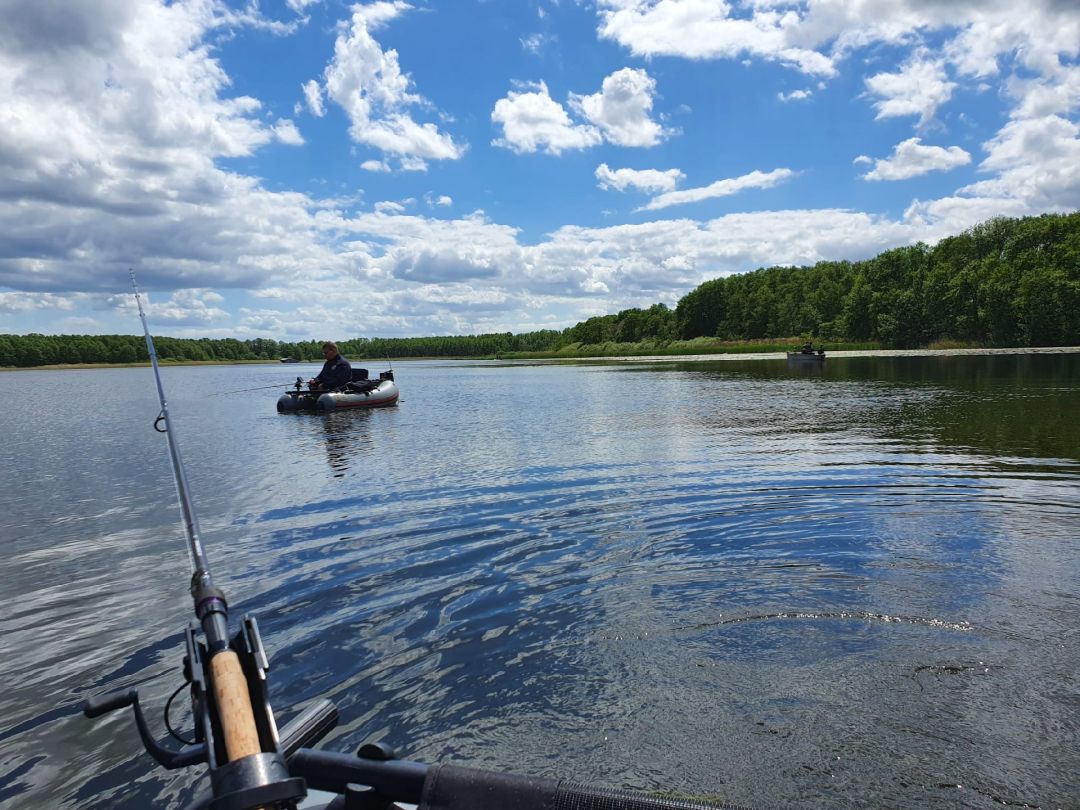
[2,211,1078,368]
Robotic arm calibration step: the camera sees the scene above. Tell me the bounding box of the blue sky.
[1,0,1078,339]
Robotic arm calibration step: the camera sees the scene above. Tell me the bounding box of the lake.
[0,353,1078,809]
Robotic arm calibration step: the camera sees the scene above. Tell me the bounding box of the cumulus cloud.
[492,68,666,154]
[314,1,464,166]
[596,1,1080,84]
[778,89,812,102]
[391,249,501,283]
[569,68,667,147]
[596,163,685,193]
[0,0,337,296]
[960,115,1080,210]
[1006,63,1080,120]
[0,292,77,313]
[491,81,602,154]
[862,138,971,181]
[596,0,836,77]
[147,288,229,325]
[865,54,956,126]
[638,168,796,211]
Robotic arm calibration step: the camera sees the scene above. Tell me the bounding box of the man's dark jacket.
[315,354,352,389]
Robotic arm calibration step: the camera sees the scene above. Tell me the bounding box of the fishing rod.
[212,382,301,396]
[82,276,734,809]
[83,273,311,809]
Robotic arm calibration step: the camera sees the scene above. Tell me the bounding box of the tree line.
[674,212,1080,347]
[2,211,1077,368]
[0,331,568,367]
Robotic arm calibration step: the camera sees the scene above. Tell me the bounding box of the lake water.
[0,353,1078,809]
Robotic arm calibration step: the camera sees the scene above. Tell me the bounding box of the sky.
[1,0,1079,340]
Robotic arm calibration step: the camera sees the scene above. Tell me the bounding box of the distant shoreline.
[3,345,1079,371]
[590,345,1080,363]
[0,359,286,371]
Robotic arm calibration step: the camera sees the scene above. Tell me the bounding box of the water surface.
[0,354,1077,809]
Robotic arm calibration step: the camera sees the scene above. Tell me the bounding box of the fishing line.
[211,382,298,396]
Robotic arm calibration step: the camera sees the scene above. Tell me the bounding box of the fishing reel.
[84,616,336,810]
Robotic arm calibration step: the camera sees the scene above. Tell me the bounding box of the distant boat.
[280,357,300,363]
[787,344,825,362]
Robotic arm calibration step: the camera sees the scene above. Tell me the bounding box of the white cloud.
[399,154,430,171]
[865,53,956,126]
[361,159,391,172]
[0,0,333,295]
[862,138,971,181]
[778,89,812,102]
[570,68,667,147]
[491,81,602,154]
[273,118,304,145]
[302,79,325,117]
[596,0,837,77]
[596,163,684,193]
[1006,63,1080,120]
[960,115,1080,210]
[638,168,796,211]
[0,292,77,313]
[316,2,464,162]
[521,33,554,54]
[492,68,666,154]
[147,288,229,325]
[596,1,1080,83]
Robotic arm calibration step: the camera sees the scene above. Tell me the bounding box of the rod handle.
[84,688,137,718]
[211,649,262,761]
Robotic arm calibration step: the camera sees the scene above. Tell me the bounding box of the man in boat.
[308,341,352,390]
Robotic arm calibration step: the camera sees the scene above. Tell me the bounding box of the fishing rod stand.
[87,623,739,810]
[84,613,333,810]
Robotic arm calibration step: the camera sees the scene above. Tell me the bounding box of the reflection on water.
[0,354,1078,809]
[275,406,382,478]
[321,412,375,477]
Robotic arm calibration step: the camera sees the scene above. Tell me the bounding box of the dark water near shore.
[0,354,1078,809]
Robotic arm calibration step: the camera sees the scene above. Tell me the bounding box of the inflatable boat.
[277,369,398,412]
[787,344,825,362]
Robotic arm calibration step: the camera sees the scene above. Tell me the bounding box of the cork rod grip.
[211,649,262,761]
